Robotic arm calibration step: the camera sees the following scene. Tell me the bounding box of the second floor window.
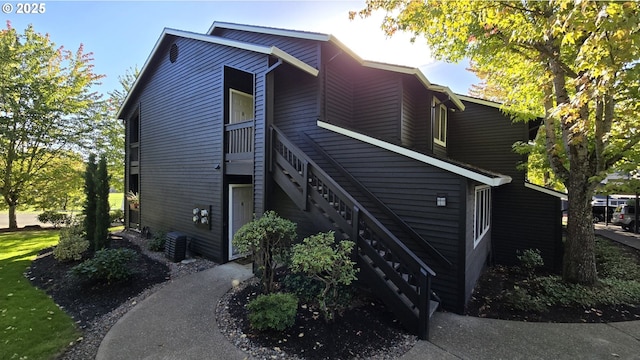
[433,98,447,146]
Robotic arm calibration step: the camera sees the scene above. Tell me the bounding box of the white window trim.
[433,99,447,147]
[474,185,491,248]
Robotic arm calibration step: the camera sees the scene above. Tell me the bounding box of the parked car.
[592,205,615,223]
[611,203,637,231]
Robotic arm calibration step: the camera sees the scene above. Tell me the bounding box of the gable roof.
[209,21,465,111]
[524,181,568,200]
[117,28,319,119]
[317,120,512,187]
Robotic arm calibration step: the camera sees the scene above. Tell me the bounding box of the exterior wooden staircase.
[270,125,439,340]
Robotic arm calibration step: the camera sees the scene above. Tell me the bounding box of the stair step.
[429,300,439,318]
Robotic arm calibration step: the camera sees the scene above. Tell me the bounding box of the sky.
[3,0,479,98]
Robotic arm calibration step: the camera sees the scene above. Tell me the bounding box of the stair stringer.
[270,125,437,340]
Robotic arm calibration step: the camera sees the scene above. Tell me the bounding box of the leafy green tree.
[290,231,358,322]
[93,67,139,192]
[94,155,110,250]
[352,1,640,285]
[232,211,297,293]
[25,151,85,211]
[0,23,103,229]
[83,154,97,250]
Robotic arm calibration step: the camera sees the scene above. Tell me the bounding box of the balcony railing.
[225,120,254,161]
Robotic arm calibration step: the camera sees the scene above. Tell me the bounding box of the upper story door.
[230,89,254,123]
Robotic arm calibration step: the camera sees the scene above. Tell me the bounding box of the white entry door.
[229,89,254,124]
[229,184,254,260]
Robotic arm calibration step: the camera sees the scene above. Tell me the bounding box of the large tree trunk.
[8,203,18,229]
[562,166,597,285]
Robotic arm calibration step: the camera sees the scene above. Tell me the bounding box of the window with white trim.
[474,185,491,247]
[433,98,447,146]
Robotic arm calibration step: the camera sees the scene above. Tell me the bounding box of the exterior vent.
[169,43,178,63]
[165,231,186,262]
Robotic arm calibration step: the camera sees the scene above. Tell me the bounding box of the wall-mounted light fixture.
[214,163,221,170]
[436,194,447,207]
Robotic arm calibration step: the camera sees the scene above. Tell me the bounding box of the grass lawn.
[109,192,124,211]
[0,230,78,360]
[0,192,124,215]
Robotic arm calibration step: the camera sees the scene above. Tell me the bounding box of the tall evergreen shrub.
[83,154,97,250]
[94,155,111,250]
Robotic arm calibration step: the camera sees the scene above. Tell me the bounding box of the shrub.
[503,285,547,312]
[70,248,137,283]
[247,292,298,331]
[290,231,358,322]
[83,154,98,250]
[94,155,111,251]
[110,209,124,224]
[516,248,544,276]
[232,211,296,293]
[53,225,89,262]
[37,211,69,229]
[595,238,640,280]
[148,230,166,252]
[282,273,324,303]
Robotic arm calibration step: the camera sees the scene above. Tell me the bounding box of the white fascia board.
[208,21,331,42]
[207,22,465,111]
[270,47,319,76]
[524,182,568,200]
[456,94,544,119]
[362,61,465,111]
[166,29,318,76]
[117,27,171,120]
[117,28,317,119]
[317,120,512,187]
[456,94,503,109]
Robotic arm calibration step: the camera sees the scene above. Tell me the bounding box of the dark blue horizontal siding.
[133,36,269,262]
[449,100,563,271]
[212,28,320,69]
[307,129,464,311]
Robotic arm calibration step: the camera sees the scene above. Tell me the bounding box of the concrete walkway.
[97,259,640,360]
[96,262,253,360]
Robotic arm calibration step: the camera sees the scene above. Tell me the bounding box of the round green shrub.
[53,225,89,262]
[247,292,298,331]
[38,210,70,228]
[147,230,166,252]
[70,248,137,283]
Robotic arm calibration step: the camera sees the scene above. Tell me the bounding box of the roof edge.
[524,181,568,200]
[208,22,464,110]
[317,120,511,187]
[208,21,331,41]
[117,28,318,119]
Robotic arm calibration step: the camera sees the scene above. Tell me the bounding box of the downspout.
[263,57,282,215]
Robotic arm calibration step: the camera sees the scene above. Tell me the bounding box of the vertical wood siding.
[448,101,563,271]
[130,36,269,262]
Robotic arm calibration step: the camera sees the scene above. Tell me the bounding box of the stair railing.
[302,132,453,269]
[271,125,435,339]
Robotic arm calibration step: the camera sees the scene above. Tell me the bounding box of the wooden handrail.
[271,125,435,339]
[302,132,453,269]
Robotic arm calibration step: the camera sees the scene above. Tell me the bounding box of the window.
[433,98,447,146]
[474,185,491,247]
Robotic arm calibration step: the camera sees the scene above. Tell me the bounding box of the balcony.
[225,120,254,174]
